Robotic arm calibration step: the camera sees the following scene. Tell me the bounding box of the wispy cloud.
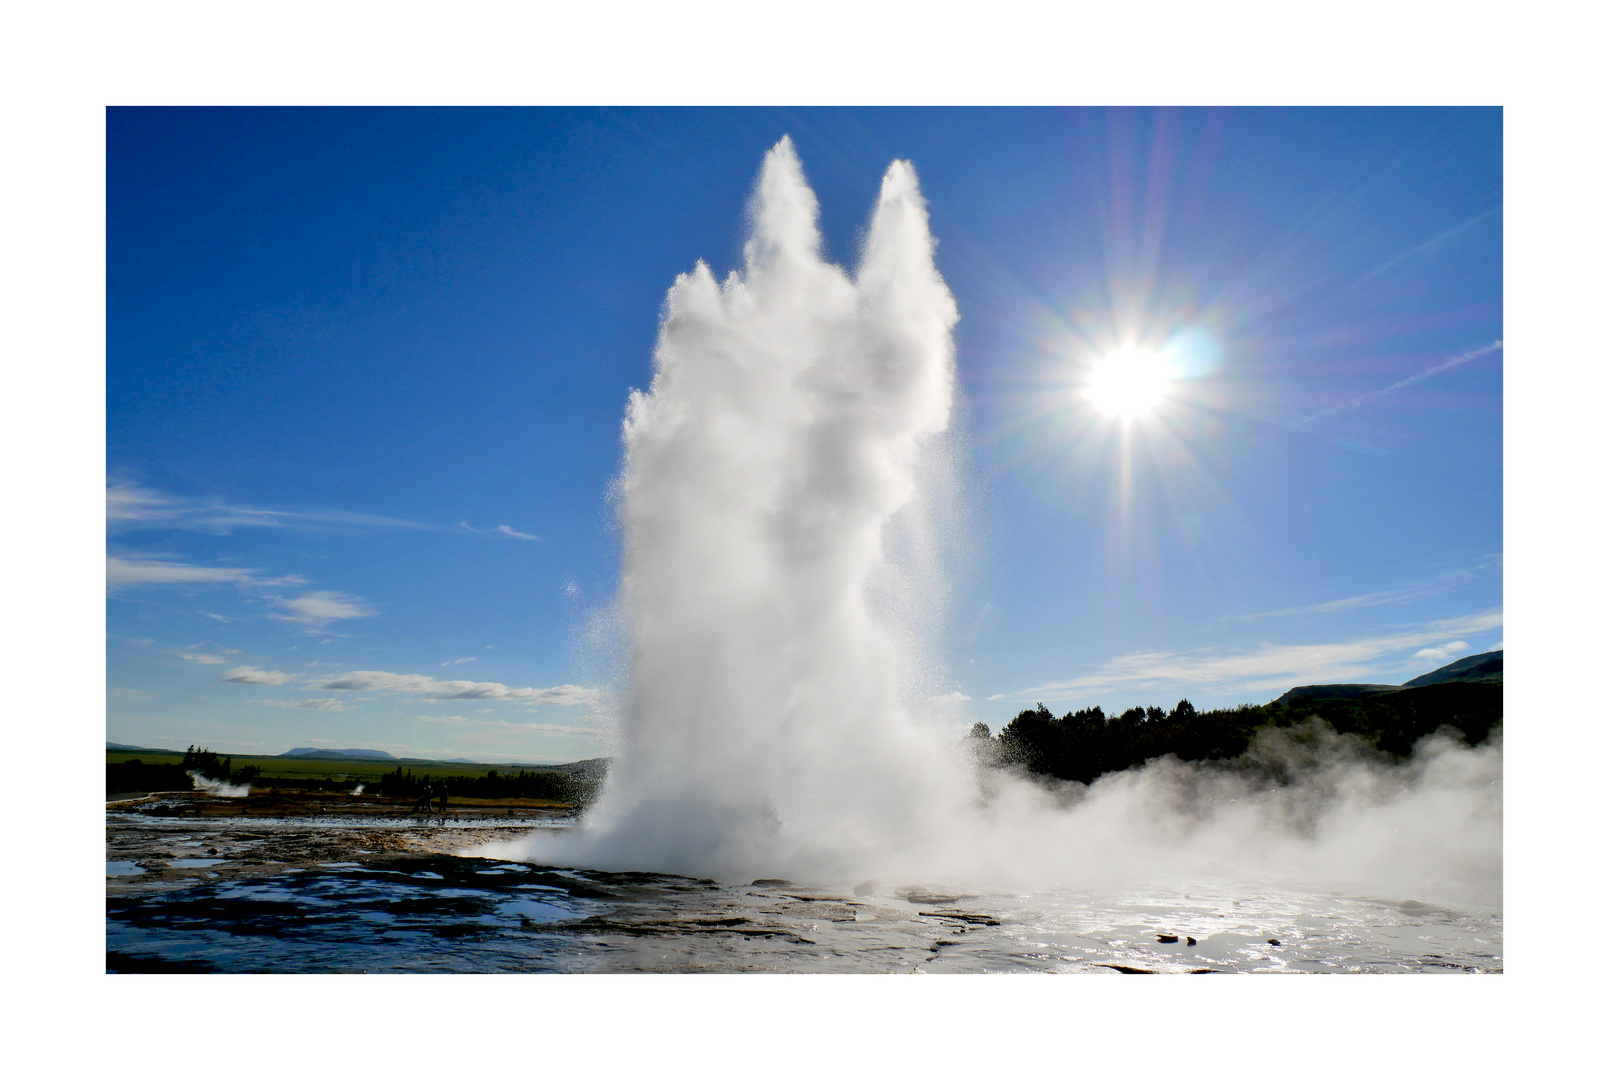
[222,666,292,686]
[181,652,230,665]
[441,657,477,666]
[106,555,306,591]
[1300,340,1503,426]
[1233,583,1441,620]
[108,480,427,534]
[461,520,542,541]
[262,698,349,711]
[1232,557,1502,622]
[318,670,598,705]
[268,590,377,628]
[1360,206,1500,283]
[927,691,972,705]
[992,610,1503,704]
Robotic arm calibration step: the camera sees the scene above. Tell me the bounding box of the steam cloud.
[190,771,251,798]
[489,139,1502,907]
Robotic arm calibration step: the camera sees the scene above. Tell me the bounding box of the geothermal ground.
[107,790,1500,973]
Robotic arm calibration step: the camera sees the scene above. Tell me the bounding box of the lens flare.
[1085,346,1173,419]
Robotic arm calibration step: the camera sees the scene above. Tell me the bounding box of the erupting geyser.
[507,137,970,881]
[492,139,1501,905]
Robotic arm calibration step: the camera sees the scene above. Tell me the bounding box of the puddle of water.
[107,861,145,877]
[170,858,225,868]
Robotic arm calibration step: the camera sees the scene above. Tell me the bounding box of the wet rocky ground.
[108,791,1503,974]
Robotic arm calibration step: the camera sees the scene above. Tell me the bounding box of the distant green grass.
[104,751,566,785]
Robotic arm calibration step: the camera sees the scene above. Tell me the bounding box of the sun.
[1084,346,1173,419]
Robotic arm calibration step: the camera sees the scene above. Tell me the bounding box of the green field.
[105,751,576,785]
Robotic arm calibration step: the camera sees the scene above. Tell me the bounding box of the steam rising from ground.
[189,771,251,798]
[494,140,1501,906]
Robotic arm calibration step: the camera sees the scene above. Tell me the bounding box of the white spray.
[494,139,1501,904]
[504,137,967,881]
[189,771,251,798]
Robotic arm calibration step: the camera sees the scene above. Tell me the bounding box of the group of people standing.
[411,783,449,814]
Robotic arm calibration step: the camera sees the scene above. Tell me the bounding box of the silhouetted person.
[436,786,448,814]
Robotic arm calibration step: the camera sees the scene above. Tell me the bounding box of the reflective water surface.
[106,816,1501,973]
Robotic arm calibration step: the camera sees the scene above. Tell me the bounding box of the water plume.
[493,139,1501,907]
[501,137,966,881]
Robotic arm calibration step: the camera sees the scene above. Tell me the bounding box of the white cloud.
[109,555,268,589]
[998,610,1503,703]
[1413,640,1471,662]
[441,657,477,666]
[320,669,598,705]
[268,590,376,627]
[927,691,971,705]
[106,555,310,594]
[181,652,229,665]
[108,480,427,533]
[107,482,182,525]
[262,698,349,711]
[497,525,540,541]
[222,666,292,686]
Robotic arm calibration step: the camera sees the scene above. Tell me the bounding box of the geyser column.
[557,137,962,881]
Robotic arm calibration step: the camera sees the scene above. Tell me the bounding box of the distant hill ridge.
[107,742,610,772]
[1276,649,1502,705]
[106,741,180,755]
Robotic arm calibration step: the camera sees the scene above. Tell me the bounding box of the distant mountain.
[107,742,177,754]
[1401,650,1503,688]
[279,747,398,760]
[1275,650,1502,705]
[1273,683,1399,705]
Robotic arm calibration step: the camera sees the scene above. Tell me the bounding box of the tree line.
[969,681,1502,785]
[373,765,594,804]
[106,745,261,796]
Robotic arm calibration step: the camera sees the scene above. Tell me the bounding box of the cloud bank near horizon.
[992,610,1502,706]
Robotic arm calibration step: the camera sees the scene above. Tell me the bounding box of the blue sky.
[107,107,1502,762]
